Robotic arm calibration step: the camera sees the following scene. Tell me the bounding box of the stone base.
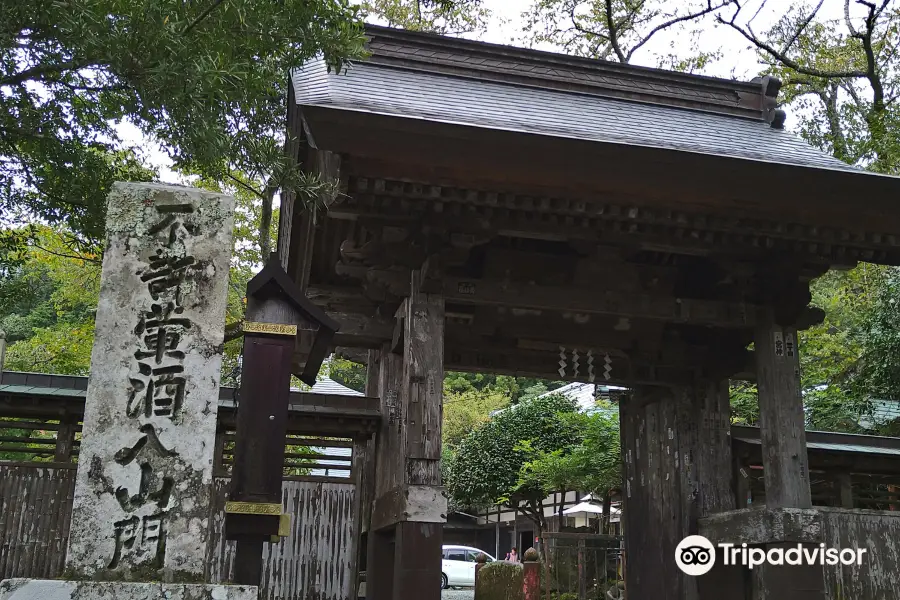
[0,579,257,600]
[699,507,822,545]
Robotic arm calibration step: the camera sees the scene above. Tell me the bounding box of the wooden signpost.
[225,256,339,585]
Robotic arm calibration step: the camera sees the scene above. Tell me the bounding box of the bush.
[475,561,524,600]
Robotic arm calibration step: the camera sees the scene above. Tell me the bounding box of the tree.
[1,0,365,256]
[443,388,510,448]
[0,179,276,379]
[362,0,491,35]
[714,1,900,431]
[443,372,567,403]
[718,0,900,173]
[1,226,101,374]
[515,406,621,505]
[522,0,734,69]
[446,393,581,538]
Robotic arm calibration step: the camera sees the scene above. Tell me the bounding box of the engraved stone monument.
[0,182,257,599]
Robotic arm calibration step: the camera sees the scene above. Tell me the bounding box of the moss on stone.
[475,561,524,600]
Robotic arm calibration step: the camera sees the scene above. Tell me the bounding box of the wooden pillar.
[367,527,396,600]
[834,473,853,509]
[367,346,401,600]
[394,270,445,599]
[621,382,741,600]
[693,381,743,600]
[367,269,445,600]
[54,414,78,463]
[0,329,6,379]
[734,454,752,509]
[755,314,812,509]
[753,311,825,599]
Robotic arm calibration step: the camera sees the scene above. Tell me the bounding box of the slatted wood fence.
[0,464,76,579]
[0,465,359,600]
[0,422,363,600]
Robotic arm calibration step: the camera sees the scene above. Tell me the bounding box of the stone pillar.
[750,312,825,599]
[0,183,255,600]
[522,549,540,600]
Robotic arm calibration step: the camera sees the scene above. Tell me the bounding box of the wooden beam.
[343,175,900,258]
[346,267,756,328]
[442,345,698,386]
[309,106,900,253]
[327,189,888,266]
[328,312,393,348]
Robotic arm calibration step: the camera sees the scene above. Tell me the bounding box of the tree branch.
[781,0,825,55]
[718,3,867,79]
[627,0,736,62]
[183,0,227,36]
[224,321,243,343]
[604,0,627,62]
[857,0,886,111]
[0,60,97,87]
[30,242,102,265]
[845,0,861,37]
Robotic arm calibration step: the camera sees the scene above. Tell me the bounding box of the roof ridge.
[363,24,774,121]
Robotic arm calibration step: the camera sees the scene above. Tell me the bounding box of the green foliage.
[729,380,759,426]
[1,226,101,374]
[730,264,900,434]
[516,405,621,499]
[362,0,491,35]
[444,372,566,403]
[446,393,580,522]
[474,561,524,600]
[443,388,510,448]
[325,356,367,393]
[722,1,900,174]
[1,0,365,254]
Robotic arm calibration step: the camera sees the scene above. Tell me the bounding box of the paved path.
[442,588,475,600]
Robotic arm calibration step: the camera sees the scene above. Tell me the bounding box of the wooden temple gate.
[277,25,900,600]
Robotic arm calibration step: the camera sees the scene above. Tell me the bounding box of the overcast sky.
[128,0,849,184]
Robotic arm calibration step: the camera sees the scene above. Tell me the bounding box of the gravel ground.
[442,588,475,600]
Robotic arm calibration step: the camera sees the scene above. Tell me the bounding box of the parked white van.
[441,545,495,589]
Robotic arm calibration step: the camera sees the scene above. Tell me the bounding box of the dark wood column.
[752,311,825,599]
[621,381,741,600]
[693,381,744,600]
[755,314,812,509]
[366,270,446,600]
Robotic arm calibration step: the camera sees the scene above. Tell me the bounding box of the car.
[441,545,495,589]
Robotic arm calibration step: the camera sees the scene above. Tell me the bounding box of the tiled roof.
[308,377,364,397]
[292,29,866,174]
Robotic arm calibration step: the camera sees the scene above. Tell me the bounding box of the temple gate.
[278,25,900,600]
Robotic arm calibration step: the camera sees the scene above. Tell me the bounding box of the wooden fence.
[0,464,359,600]
[541,532,624,600]
[0,464,75,579]
[0,373,380,599]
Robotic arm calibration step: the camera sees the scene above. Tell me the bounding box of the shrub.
[475,561,524,600]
